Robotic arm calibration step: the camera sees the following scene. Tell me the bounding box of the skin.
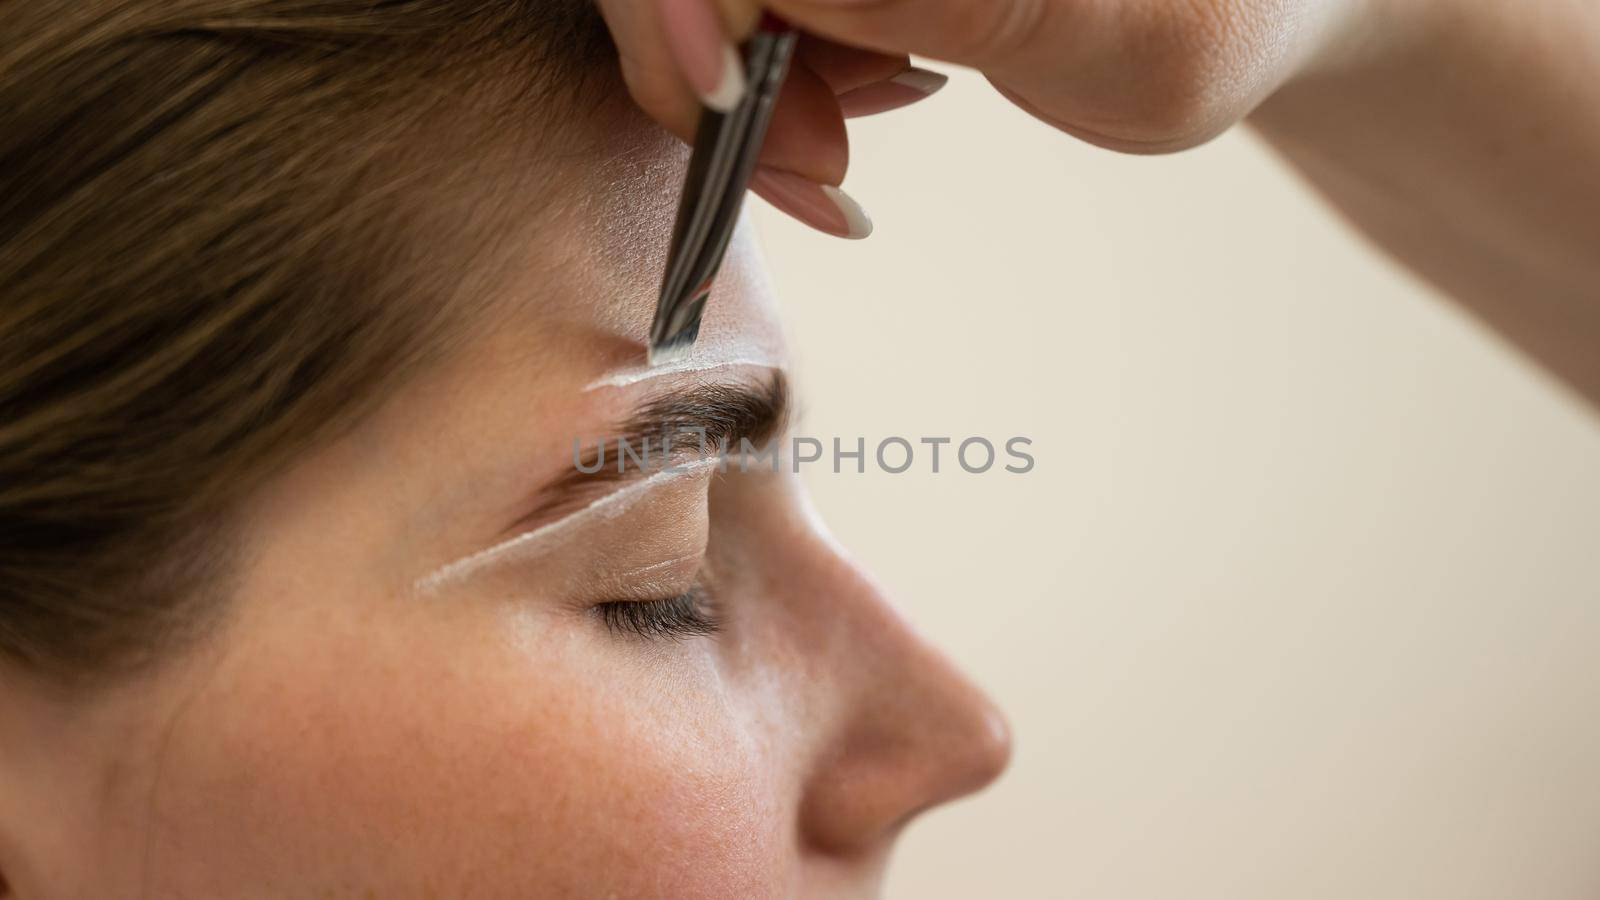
[604,0,1600,405]
[11,0,1591,892]
[0,98,1009,898]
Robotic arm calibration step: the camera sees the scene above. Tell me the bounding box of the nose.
[786,535,1013,855]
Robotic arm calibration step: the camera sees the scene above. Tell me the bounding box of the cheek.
[136,605,795,899]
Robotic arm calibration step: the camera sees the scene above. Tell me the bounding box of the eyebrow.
[507,371,790,535]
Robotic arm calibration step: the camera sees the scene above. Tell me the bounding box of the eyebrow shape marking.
[416,375,789,597]
[584,357,779,391]
[413,458,720,596]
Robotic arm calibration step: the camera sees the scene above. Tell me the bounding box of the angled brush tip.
[647,334,698,369]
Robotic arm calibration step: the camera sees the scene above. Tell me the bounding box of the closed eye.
[591,587,720,641]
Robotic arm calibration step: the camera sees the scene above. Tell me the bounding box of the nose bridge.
[783,531,1013,855]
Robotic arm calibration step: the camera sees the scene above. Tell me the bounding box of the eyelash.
[592,587,721,641]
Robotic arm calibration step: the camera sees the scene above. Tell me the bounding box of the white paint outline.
[583,356,780,391]
[414,457,720,596]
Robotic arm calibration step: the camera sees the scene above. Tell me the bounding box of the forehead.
[221,104,793,625]
[265,188,789,550]
[484,102,789,391]
[530,224,787,389]
[489,215,789,407]
[236,211,788,604]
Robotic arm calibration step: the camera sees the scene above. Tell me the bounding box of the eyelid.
[620,554,701,579]
[590,552,706,602]
[413,460,716,596]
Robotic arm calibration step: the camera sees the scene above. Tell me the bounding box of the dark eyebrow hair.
[508,371,790,533]
[620,370,790,456]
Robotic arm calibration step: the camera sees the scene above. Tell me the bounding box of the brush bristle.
[647,334,698,368]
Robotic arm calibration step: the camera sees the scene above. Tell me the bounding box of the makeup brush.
[648,16,798,367]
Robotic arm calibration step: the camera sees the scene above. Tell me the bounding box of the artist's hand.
[595,0,925,238]
[596,0,1364,236]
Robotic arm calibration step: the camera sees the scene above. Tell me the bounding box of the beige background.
[751,67,1600,899]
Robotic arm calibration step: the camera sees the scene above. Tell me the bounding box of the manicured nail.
[659,0,746,112]
[837,67,950,118]
[749,167,873,239]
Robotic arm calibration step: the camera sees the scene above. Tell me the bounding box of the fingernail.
[659,0,746,113]
[749,167,873,239]
[837,67,950,118]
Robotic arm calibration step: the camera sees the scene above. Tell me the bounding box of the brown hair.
[0,1,615,682]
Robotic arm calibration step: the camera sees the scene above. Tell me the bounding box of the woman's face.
[0,119,1009,899]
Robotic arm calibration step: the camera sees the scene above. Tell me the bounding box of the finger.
[596,0,708,144]
[837,67,949,118]
[764,0,1070,73]
[601,0,753,135]
[656,0,748,112]
[797,37,951,119]
[615,50,703,146]
[598,0,858,234]
[601,0,846,185]
[756,58,850,186]
[711,0,764,39]
[750,61,867,237]
[796,35,910,95]
[750,167,874,239]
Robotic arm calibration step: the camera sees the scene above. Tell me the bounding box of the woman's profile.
[0,2,1008,896]
[7,0,1600,894]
